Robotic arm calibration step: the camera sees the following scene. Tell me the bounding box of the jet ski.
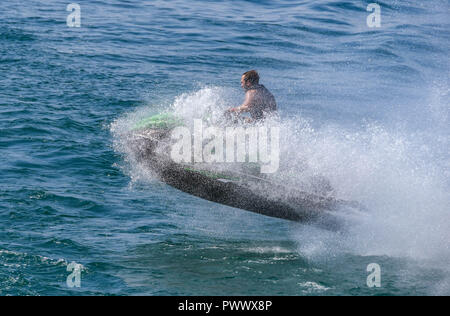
[127,113,362,224]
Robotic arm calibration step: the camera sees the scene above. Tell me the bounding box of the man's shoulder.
[245,89,258,98]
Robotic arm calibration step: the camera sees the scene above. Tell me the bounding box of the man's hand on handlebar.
[225,107,239,113]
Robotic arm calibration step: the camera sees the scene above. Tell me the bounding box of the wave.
[112,86,449,266]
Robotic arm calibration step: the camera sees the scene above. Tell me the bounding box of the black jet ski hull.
[129,129,348,223]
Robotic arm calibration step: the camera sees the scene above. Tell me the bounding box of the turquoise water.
[1,0,449,295]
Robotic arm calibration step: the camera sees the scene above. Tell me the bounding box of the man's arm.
[228,90,255,113]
